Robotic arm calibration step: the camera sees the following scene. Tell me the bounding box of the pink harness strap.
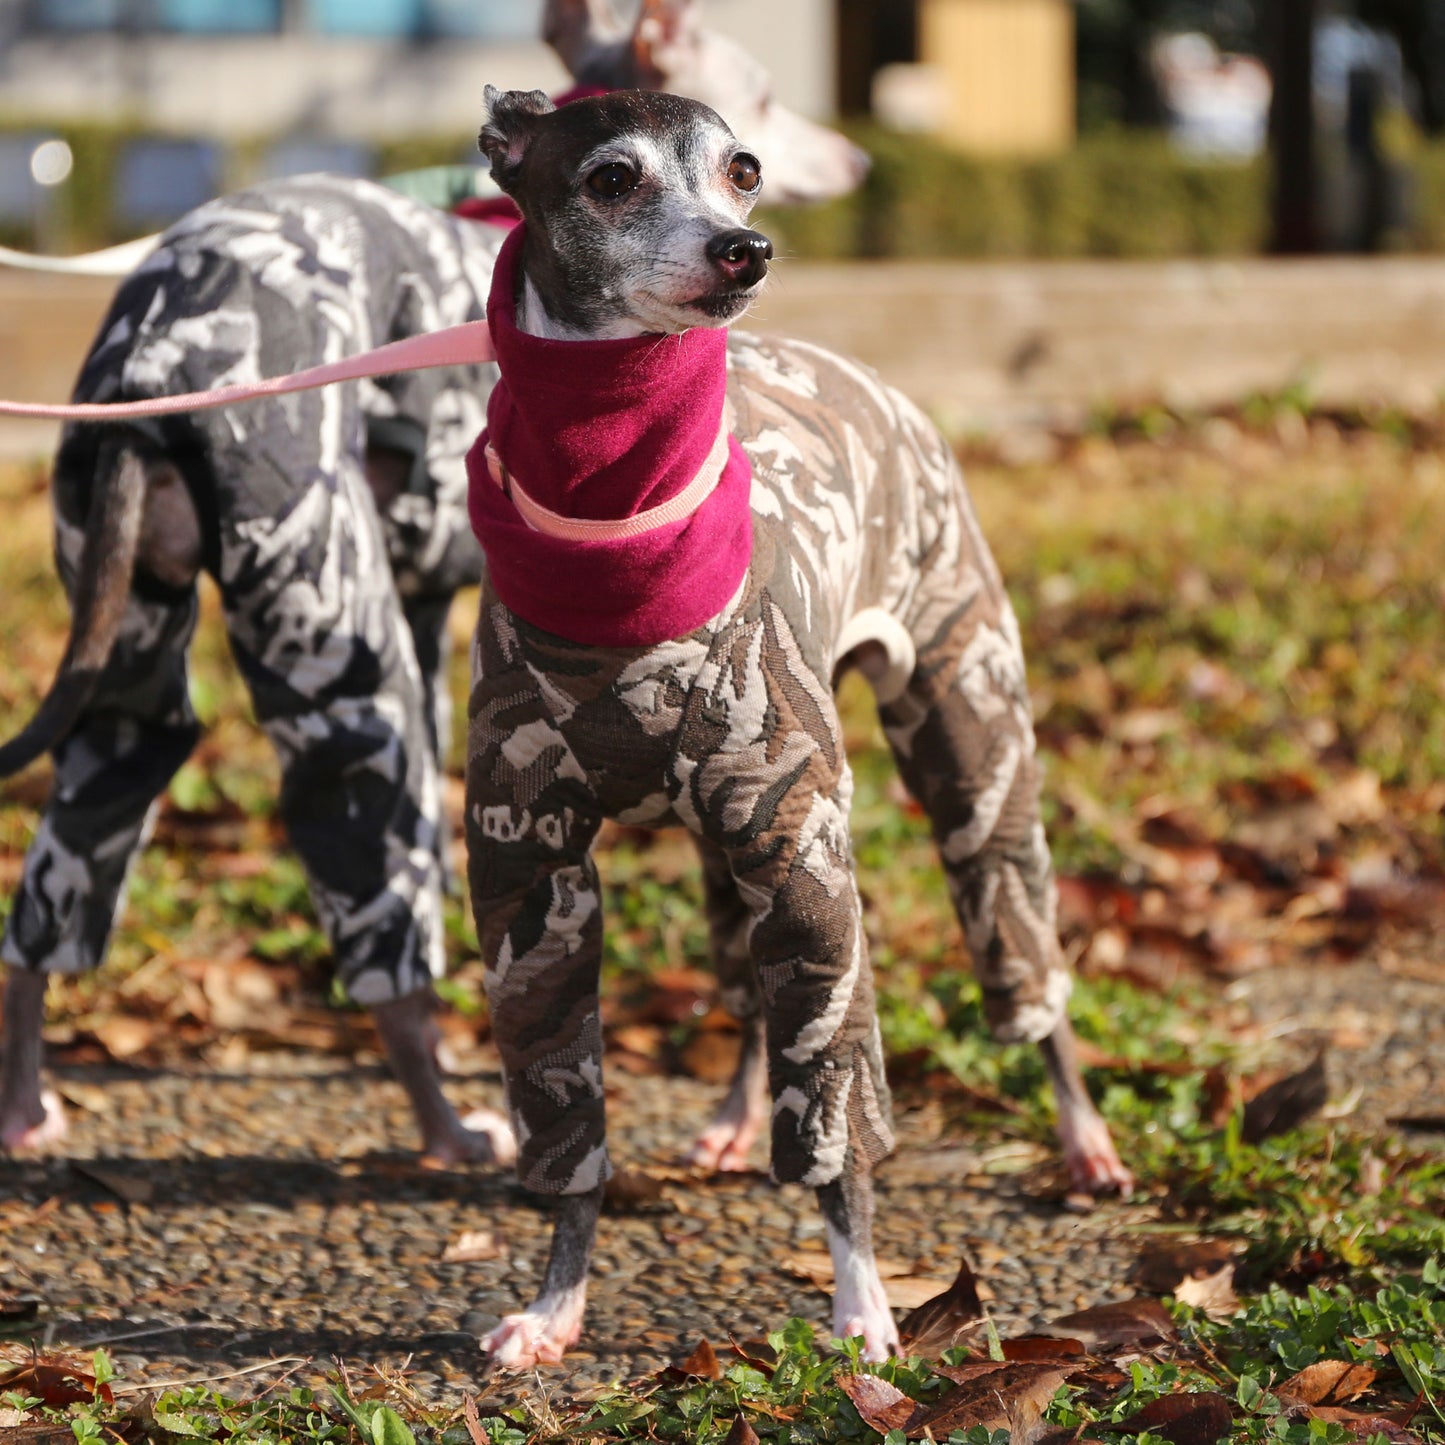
[0,320,497,422]
[483,415,731,544]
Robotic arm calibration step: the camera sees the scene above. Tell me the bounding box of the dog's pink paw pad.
[834,1278,899,1362]
[1,1089,67,1154]
[836,1314,900,1363]
[482,1309,581,1370]
[1062,1124,1133,1198]
[686,1119,759,1173]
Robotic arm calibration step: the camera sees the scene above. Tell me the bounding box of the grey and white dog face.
[480,86,772,340]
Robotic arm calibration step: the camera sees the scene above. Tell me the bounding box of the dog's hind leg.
[370,989,516,1166]
[212,413,508,1165]
[878,590,1132,1196]
[1,445,203,1154]
[0,968,64,1151]
[686,837,768,1172]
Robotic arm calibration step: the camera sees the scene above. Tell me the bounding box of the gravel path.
[1228,936,1445,1136]
[2,944,1442,1409]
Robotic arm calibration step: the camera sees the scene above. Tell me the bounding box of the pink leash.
[0,315,715,544]
[0,320,497,422]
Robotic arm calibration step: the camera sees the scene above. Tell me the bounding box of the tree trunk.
[1269,0,1319,254]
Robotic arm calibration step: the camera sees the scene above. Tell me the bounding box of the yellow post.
[919,0,1076,155]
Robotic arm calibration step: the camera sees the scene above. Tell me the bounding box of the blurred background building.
[0,0,1442,253]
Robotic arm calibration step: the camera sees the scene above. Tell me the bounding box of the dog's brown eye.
[587,162,638,199]
[728,154,762,193]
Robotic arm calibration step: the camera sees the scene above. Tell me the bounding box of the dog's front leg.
[0,966,65,1152]
[682,612,898,1356]
[818,1149,898,1360]
[483,1183,603,1369]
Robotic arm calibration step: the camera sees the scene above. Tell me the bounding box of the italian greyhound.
[0,0,866,1160]
[464,87,1131,1371]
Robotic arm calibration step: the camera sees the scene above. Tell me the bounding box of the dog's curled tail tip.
[0,444,147,778]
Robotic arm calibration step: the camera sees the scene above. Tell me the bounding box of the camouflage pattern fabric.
[2,176,505,1006]
[466,331,1070,1194]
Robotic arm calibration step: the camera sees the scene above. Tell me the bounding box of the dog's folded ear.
[479,87,557,192]
[631,0,703,88]
[544,0,624,74]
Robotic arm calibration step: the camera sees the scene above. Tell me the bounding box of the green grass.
[2,417,1445,1441]
[7,1269,1443,1442]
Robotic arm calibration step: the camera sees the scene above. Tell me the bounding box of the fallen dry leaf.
[1048,1297,1178,1349]
[1131,1239,1238,1295]
[1241,1051,1329,1143]
[201,958,281,1031]
[898,1257,986,1356]
[1101,1391,1234,1445]
[1304,1406,1421,1442]
[679,1030,742,1084]
[1173,1262,1240,1319]
[603,1169,669,1213]
[726,1338,779,1378]
[1278,1360,1380,1407]
[441,1229,505,1264]
[671,1339,722,1381]
[52,1082,112,1116]
[1357,1148,1386,1196]
[722,1416,761,1445]
[0,1359,113,1407]
[1002,1337,1087,1361]
[89,1015,156,1061]
[916,1362,1074,1438]
[461,1395,487,1445]
[836,1372,924,1434]
[637,968,714,1025]
[934,1361,1016,1387]
[610,1024,665,1059]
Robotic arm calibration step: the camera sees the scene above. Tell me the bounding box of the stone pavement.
[0,950,1441,1407]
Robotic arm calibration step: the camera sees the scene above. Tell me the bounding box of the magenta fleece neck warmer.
[466,223,753,646]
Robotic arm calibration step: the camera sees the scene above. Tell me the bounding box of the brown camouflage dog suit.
[466,331,1069,1195]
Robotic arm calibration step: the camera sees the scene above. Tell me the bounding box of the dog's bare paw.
[835,1311,900,1363]
[686,1116,760,1173]
[0,1089,68,1155]
[424,1108,518,1168]
[1062,1110,1133,1197]
[482,1304,583,1370]
[459,1108,518,1166]
[834,1278,899,1362]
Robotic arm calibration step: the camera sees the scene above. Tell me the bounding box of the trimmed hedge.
[758,126,1270,261]
[8,115,1445,259]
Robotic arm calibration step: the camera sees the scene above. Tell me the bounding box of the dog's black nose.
[707,228,772,286]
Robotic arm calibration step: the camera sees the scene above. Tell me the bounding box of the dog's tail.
[0,442,148,777]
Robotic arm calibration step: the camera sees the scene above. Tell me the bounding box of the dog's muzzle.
[706,229,772,287]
